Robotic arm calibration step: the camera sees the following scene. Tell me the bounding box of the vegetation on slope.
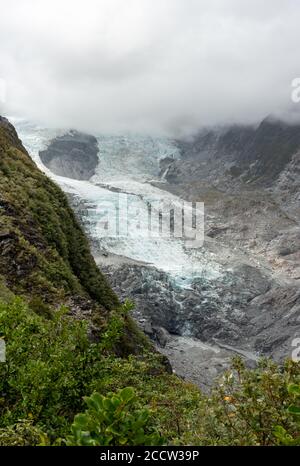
[0,118,118,310]
[1,297,300,446]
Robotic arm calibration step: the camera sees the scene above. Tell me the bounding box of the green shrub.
[67,388,164,446]
[0,420,48,446]
[0,298,97,435]
[29,297,54,320]
[0,297,192,444]
[100,299,135,352]
[1,295,300,446]
[274,383,300,445]
[193,357,300,446]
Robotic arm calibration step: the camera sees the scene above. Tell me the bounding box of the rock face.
[162,116,300,187]
[276,150,300,218]
[20,115,300,389]
[0,116,26,152]
[100,252,300,362]
[149,116,300,377]
[61,117,300,388]
[40,130,99,180]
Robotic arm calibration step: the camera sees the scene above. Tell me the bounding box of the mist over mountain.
[1,0,300,135]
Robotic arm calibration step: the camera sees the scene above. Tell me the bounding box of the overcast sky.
[0,0,300,136]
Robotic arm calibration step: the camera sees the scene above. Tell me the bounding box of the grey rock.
[40,130,99,180]
[152,326,170,348]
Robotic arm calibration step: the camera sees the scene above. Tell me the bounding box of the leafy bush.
[67,388,164,446]
[0,420,48,446]
[193,357,300,446]
[0,298,98,435]
[100,299,135,352]
[1,296,300,446]
[28,296,54,320]
[274,383,300,445]
[0,297,194,444]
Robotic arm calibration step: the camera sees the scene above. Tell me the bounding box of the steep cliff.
[0,117,118,311]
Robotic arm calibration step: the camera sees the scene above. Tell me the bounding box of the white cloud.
[0,0,300,135]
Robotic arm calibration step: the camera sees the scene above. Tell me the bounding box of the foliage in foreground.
[67,388,164,446]
[0,297,198,444]
[1,297,300,446]
[194,357,300,446]
[274,383,300,445]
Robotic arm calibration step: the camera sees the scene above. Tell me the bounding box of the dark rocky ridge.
[0,116,26,152]
[40,130,99,180]
[161,116,300,187]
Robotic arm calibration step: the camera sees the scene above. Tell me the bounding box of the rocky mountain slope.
[29,116,300,390]
[153,117,300,364]
[161,116,300,187]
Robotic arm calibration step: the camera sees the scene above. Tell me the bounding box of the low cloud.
[1,0,300,136]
